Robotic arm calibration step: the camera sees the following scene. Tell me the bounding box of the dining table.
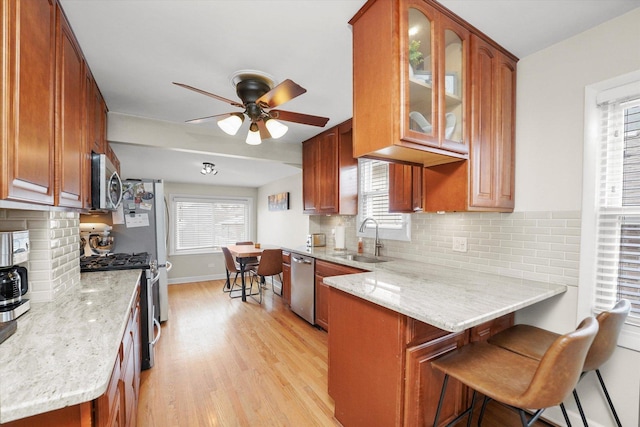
[227,244,266,302]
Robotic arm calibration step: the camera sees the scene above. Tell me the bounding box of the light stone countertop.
[284,246,567,332]
[0,269,141,423]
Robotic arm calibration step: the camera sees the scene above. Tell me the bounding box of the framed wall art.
[268,192,289,211]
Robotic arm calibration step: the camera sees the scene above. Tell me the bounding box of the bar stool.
[431,317,599,427]
[488,299,631,426]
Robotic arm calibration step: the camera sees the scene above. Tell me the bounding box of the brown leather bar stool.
[431,317,599,427]
[488,299,631,427]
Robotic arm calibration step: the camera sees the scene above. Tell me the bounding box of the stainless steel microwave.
[91,153,123,210]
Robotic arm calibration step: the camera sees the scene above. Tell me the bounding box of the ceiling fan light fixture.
[217,113,244,135]
[265,118,288,139]
[246,122,262,145]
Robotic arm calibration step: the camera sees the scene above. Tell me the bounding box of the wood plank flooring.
[136,280,556,427]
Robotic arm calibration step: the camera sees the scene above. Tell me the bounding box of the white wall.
[513,8,640,426]
[256,172,309,248]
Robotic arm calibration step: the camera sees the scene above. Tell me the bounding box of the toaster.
[306,233,326,247]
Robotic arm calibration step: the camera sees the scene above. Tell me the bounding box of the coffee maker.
[0,230,30,322]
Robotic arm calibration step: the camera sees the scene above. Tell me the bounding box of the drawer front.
[316,259,366,277]
[406,317,449,347]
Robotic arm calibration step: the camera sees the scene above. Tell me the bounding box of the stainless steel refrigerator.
[109,179,170,322]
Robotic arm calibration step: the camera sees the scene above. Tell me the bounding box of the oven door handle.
[151,317,162,346]
[150,269,160,285]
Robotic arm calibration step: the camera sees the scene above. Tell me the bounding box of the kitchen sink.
[333,253,389,264]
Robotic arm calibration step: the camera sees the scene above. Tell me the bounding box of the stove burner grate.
[80,252,151,272]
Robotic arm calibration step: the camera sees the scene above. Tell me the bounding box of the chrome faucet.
[359,217,383,256]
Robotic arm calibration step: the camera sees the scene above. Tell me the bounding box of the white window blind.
[171,196,251,255]
[595,96,640,325]
[358,159,410,241]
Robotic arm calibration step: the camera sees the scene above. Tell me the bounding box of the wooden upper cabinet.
[0,0,56,205]
[423,35,516,213]
[469,35,516,211]
[388,162,423,213]
[89,77,107,156]
[106,143,120,175]
[349,0,469,167]
[351,0,517,213]
[302,119,357,215]
[55,5,84,208]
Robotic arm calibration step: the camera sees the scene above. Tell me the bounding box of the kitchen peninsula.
[0,270,142,426]
[285,247,567,426]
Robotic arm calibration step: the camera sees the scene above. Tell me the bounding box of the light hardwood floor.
[137,280,555,427]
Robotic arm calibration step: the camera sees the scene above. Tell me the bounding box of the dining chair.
[250,248,283,296]
[488,299,631,426]
[235,241,260,268]
[431,316,599,427]
[222,246,260,300]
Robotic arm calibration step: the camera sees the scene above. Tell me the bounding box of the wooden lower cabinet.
[281,251,291,306]
[328,287,513,427]
[404,331,468,427]
[315,260,366,332]
[2,287,141,427]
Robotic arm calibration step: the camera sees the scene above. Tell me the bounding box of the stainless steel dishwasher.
[290,253,315,324]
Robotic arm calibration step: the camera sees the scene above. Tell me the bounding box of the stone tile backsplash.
[0,209,81,302]
[310,211,581,287]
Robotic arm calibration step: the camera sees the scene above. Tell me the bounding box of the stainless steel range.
[80,252,151,272]
[80,251,160,370]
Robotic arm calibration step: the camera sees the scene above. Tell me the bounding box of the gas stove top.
[80,252,151,272]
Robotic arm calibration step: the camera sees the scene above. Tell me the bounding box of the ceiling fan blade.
[173,82,244,108]
[257,120,272,140]
[269,110,329,127]
[185,112,234,124]
[256,79,306,109]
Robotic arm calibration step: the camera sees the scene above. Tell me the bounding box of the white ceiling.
[59,0,640,187]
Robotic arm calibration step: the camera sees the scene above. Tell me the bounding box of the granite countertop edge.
[0,269,142,424]
[284,246,568,333]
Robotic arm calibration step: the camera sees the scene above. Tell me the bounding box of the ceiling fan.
[173,70,330,145]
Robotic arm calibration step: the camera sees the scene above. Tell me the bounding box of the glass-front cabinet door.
[440,17,468,154]
[403,2,468,155]
[406,6,435,141]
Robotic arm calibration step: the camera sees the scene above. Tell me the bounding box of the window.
[170,195,252,255]
[357,158,411,241]
[580,74,640,351]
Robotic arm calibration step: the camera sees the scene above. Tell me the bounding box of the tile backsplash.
[310,211,581,287]
[0,209,81,302]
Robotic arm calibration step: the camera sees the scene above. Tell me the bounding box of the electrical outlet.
[452,237,468,253]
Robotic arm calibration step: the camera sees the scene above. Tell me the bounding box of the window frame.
[168,194,253,256]
[357,158,411,242]
[579,70,640,352]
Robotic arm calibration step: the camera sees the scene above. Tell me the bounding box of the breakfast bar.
[284,247,567,427]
